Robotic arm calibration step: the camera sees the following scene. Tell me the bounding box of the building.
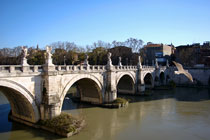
[143,42,174,66]
[175,42,210,67]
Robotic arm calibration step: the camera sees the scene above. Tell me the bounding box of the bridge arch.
[0,79,40,123]
[143,72,154,89]
[116,73,135,94]
[60,74,103,110]
[116,72,135,86]
[160,72,165,85]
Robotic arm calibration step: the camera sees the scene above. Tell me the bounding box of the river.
[0,87,210,140]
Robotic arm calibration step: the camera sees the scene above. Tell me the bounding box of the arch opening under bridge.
[0,80,40,123]
[117,74,135,95]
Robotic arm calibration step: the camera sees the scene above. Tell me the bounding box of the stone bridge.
[0,47,170,124]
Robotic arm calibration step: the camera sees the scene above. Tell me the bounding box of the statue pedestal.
[21,58,29,66]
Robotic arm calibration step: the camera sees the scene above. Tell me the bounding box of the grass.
[39,113,83,133]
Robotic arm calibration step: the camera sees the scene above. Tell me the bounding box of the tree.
[0,47,22,65]
[52,48,67,65]
[27,48,45,65]
[125,38,144,53]
[139,47,146,63]
[112,40,125,47]
[89,47,107,65]
[92,40,112,49]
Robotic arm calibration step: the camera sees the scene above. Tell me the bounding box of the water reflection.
[0,104,12,133]
[0,88,210,140]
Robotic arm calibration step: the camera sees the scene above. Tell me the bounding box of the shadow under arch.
[60,75,103,111]
[166,74,170,84]
[0,80,40,123]
[159,72,165,85]
[117,74,135,94]
[144,73,153,89]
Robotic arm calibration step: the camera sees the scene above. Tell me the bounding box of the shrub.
[39,113,82,133]
[113,98,128,104]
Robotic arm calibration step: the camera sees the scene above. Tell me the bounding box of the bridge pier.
[40,56,61,120]
[136,72,146,94]
[104,53,117,102]
[136,56,146,94]
[104,70,117,102]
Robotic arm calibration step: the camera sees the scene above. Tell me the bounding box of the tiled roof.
[145,44,162,47]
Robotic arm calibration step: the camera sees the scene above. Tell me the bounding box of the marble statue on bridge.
[45,46,54,66]
[21,46,29,66]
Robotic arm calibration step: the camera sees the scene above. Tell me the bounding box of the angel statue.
[46,46,52,59]
[118,56,122,66]
[107,52,112,66]
[45,46,53,65]
[137,56,142,68]
[21,46,29,65]
[84,54,89,65]
[21,46,28,59]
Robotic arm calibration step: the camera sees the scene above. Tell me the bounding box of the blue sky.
[0,0,210,48]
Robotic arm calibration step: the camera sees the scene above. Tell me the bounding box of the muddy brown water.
[0,87,210,140]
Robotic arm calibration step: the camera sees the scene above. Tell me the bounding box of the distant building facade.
[143,42,174,66]
[175,41,210,67]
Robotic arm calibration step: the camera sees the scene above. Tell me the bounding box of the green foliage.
[28,49,45,65]
[52,48,67,65]
[39,113,82,133]
[0,38,144,65]
[88,47,107,65]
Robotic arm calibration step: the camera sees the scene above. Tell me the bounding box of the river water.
[0,87,210,140]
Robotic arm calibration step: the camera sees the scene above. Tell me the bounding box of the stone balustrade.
[141,65,155,70]
[0,64,141,74]
[55,65,106,72]
[0,65,43,73]
[114,65,137,70]
[159,66,167,70]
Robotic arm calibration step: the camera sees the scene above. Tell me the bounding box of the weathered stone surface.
[1,62,209,124]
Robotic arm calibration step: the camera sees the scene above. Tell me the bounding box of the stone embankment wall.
[169,67,210,86]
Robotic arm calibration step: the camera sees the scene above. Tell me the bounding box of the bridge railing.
[89,65,106,71]
[142,65,155,69]
[55,65,106,72]
[0,65,43,73]
[141,65,167,70]
[159,66,167,70]
[114,65,137,70]
[0,64,169,74]
[55,65,139,72]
